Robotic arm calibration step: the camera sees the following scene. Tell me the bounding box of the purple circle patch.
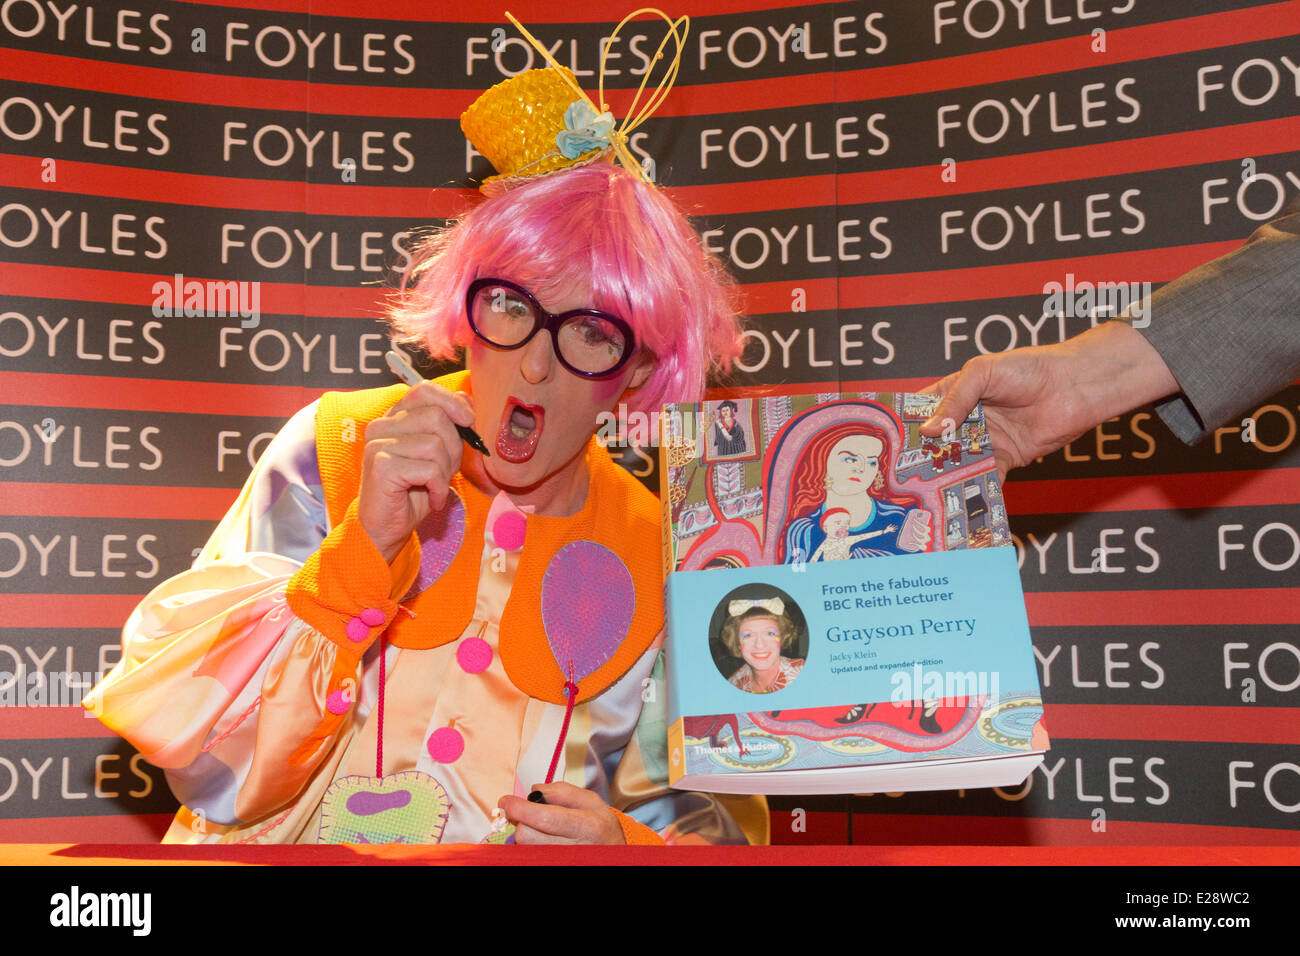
[402,489,467,601]
[540,541,635,684]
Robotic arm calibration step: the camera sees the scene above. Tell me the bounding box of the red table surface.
[2,844,1296,866]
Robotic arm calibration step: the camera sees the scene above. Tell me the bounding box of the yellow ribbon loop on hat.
[728,597,785,619]
[504,8,689,184]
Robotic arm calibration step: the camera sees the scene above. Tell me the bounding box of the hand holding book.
[919,320,1179,481]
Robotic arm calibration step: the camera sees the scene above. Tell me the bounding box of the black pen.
[384,349,491,457]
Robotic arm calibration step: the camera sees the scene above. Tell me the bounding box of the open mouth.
[496,398,544,463]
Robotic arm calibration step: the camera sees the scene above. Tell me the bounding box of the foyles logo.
[49,886,151,936]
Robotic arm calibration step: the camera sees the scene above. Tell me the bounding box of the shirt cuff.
[286,497,421,659]
[1150,392,1209,445]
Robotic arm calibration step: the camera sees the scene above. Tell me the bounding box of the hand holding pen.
[384,349,490,456]
[355,351,488,563]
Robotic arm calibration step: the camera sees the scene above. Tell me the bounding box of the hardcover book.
[659,391,1048,794]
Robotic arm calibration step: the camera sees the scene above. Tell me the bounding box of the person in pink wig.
[86,158,767,846]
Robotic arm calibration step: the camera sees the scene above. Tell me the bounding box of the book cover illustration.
[660,392,1046,790]
[664,392,1008,573]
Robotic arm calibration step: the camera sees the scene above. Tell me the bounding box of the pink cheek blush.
[590,375,627,403]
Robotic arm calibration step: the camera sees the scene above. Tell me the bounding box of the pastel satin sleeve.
[83,402,418,828]
[607,647,769,846]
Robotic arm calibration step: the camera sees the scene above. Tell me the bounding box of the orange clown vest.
[306,370,664,707]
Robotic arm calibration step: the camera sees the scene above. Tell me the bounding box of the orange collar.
[314,375,663,705]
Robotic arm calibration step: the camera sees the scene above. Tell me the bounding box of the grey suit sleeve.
[1135,197,1300,445]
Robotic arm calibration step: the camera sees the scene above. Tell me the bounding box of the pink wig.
[388,162,743,415]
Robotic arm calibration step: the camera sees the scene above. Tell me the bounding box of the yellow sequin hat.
[460,8,688,191]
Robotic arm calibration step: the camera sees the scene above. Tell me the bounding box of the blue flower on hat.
[556,100,616,159]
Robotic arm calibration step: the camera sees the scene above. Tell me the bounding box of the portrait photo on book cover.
[700,398,760,464]
[709,583,809,695]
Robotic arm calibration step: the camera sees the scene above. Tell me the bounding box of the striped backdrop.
[1,0,1297,844]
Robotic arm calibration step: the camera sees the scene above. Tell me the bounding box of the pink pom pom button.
[344,616,369,642]
[457,637,492,674]
[427,727,464,764]
[491,512,527,551]
[326,688,352,715]
[359,607,386,627]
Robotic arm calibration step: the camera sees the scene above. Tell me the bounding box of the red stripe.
[0,264,393,319]
[0,370,943,417]
[836,376,942,393]
[1026,589,1300,626]
[833,814,1300,849]
[731,240,1239,313]
[671,117,1300,214]
[3,589,1294,633]
[0,154,477,218]
[0,594,144,628]
[668,176,839,215]
[0,707,119,740]
[5,51,831,117]
[1,483,238,520]
[0,817,174,846]
[3,408,1295,520]
[9,48,478,117]
[1047,705,1300,745]
[4,238,1244,321]
[835,118,1300,207]
[703,377,941,401]
[7,113,1297,219]
[10,7,1292,115]
[0,371,321,417]
[837,243,1249,305]
[733,241,1243,314]
[1006,469,1300,515]
[776,808,848,845]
